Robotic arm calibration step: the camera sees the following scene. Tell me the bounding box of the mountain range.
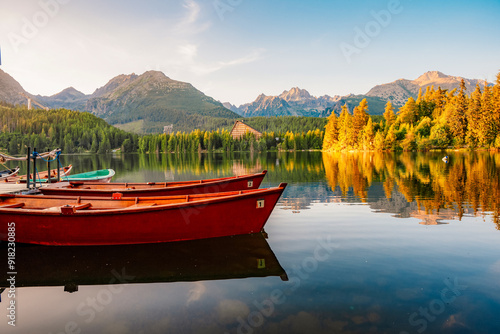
[226,71,490,117]
[365,70,488,105]
[228,87,341,117]
[0,69,239,133]
[0,69,490,133]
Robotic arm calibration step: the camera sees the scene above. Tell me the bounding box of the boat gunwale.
[0,183,287,216]
[15,165,73,183]
[45,170,268,193]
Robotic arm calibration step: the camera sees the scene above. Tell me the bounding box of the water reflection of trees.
[59,151,326,184]
[322,151,500,229]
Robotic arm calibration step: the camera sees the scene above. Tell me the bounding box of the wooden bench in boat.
[43,203,92,214]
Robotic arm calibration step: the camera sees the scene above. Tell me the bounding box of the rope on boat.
[33,165,43,187]
[0,148,61,162]
[32,150,69,183]
[33,149,61,162]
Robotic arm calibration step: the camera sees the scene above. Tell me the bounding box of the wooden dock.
[0,183,41,195]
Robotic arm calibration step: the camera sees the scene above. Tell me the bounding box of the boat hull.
[40,170,267,197]
[62,169,115,183]
[12,165,73,183]
[0,185,285,246]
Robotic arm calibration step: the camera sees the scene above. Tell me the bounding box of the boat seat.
[43,203,92,213]
[0,203,25,209]
[72,203,92,210]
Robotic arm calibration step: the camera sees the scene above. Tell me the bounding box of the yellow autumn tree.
[466,85,483,147]
[397,97,418,125]
[322,112,339,151]
[337,104,354,150]
[352,98,369,147]
[447,79,468,147]
[383,101,396,131]
[362,118,375,150]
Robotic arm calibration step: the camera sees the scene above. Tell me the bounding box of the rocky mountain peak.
[91,73,139,98]
[255,93,268,102]
[279,87,312,101]
[51,87,86,99]
[140,70,173,82]
[413,71,452,86]
[366,71,490,106]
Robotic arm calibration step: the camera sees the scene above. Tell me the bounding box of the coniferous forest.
[0,103,324,154]
[323,72,500,151]
[0,105,139,154]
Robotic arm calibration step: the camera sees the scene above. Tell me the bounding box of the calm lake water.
[2,151,500,334]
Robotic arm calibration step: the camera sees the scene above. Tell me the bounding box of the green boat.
[61,169,115,183]
[30,169,115,184]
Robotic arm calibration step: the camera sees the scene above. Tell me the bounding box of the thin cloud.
[177,44,198,61]
[175,0,211,34]
[189,48,266,75]
[183,0,200,25]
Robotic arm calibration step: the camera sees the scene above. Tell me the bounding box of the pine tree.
[352,99,369,146]
[385,125,397,150]
[416,88,423,104]
[429,87,447,119]
[492,72,500,146]
[448,79,468,147]
[337,105,354,149]
[480,84,495,146]
[90,133,99,153]
[466,85,482,148]
[322,112,339,151]
[416,87,435,119]
[374,131,385,151]
[383,101,396,130]
[397,97,418,125]
[362,118,375,150]
[8,136,18,155]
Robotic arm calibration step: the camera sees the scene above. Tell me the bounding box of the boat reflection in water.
[0,232,287,294]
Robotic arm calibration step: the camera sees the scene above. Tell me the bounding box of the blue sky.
[1,0,499,105]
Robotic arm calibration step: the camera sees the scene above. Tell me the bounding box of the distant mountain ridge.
[366,70,489,105]
[227,71,490,117]
[229,87,341,117]
[36,87,88,111]
[0,69,492,132]
[0,70,239,133]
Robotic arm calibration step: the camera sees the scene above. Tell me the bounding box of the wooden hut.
[230,121,262,139]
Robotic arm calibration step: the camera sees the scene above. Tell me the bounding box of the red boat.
[6,165,73,183]
[0,183,286,246]
[40,170,268,197]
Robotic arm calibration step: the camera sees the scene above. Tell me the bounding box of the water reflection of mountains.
[0,233,287,293]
